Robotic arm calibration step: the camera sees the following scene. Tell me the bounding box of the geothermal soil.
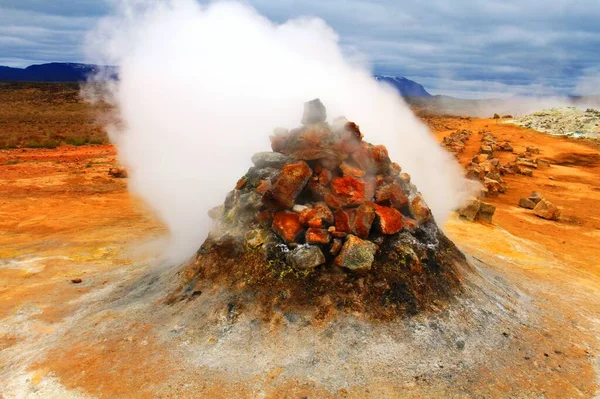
[1,116,600,397]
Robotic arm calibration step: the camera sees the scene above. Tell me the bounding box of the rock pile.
[223,99,431,272]
[442,129,472,155]
[508,107,600,139]
[518,192,561,220]
[173,99,467,319]
[464,131,509,197]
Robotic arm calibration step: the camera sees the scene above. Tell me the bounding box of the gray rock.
[519,198,536,209]
[251,152,292,169]
[478,202,496,222]
[529,191,544,204]
[458,198,481,221]
[288,245,326,270]
[301,98,327,125]
[334,235,378,272]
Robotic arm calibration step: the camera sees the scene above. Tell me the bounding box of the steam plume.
[85,0,471,263]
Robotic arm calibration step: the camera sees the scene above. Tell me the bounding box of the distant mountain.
[374,75,432,97]
[0,62,116,82]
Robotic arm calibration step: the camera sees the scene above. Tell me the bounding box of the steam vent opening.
[168,99,468,320]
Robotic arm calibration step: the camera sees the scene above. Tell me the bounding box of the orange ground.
[1,117,599,397]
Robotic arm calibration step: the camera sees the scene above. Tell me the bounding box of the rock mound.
[509,107,600,139]
[169,99,468,320]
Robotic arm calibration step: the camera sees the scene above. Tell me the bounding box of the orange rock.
[344,121,363,141]
[374,182,408,209]
[373,204,403,235]
[340,162,366,178]
[330,175,365,207]
[307,178,328,200]
[390,162,402,175]
[354,202,376,238]
[272,211,303,243]
[363,176,376,201]
[263,161,312,209]
[306,228,331,245]
[317,169,333,185]
[352,144,391,174]
[256,180,271,194]
[269,135,286,152]
[330,238,343,255]
[410,194,431,224]
[235,177,247,190]
[334,208,356,233]
[299,202,334,227]
[324,193,344,209]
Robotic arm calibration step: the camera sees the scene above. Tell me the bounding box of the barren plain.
[1,85,599,398]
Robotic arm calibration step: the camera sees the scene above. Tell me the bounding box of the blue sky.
[1,0,599,98]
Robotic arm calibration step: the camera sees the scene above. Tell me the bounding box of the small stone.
[71,278,82,284]
[533,198,561,220]
[330,238,343,256]
[251,152,292,169]
[272,211,304,243]
[108,167,128,178]
[529,192,544,204]
[399,172,411,184]
[301,98,327,125]
[334,235,378,272]
[519,198,536,209]
[389,162,402,175]
[373,203,404,234]
[288,245,326,270]
[263,161,312,209]
[305,228,331,245]
[478,202,496,222]
[292,204,309,214]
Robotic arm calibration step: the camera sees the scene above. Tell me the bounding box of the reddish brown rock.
[329,238,343,255]
[390,162,402,176]
[334,208,357,233]
[374,182,408,209]
[269,135,286,152]
[263,161,312,209]
[340,162,366,178]
[352,144,391,174]
[272,211,304,243]
[235,177,247,190]
[372,204,404,234]
[299,202,334,228]
[354,202,376,238]
[317,168,333,186]
[307,178,328,200]
[256,180,271,194]
[410,194,432,224]
[330,175,365,207]
[306,228,331,245]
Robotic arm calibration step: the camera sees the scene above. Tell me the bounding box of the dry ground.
[0,90,599,397]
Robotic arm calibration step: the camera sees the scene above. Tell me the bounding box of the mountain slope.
[374,75,432,97]
[0,63,116,82]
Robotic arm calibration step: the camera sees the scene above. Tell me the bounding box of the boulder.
[301,98,327,125]
[533,198,561,220]
[288,245,326,270]
[108,167,128,178]
[251,152,292,169]
[519,198,536,209]
[263,161,312,209]
[334,235,378,272]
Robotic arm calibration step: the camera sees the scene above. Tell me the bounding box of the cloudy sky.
[1,0,599,98]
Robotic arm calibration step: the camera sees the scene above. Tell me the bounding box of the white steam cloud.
[85,0,471,263]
